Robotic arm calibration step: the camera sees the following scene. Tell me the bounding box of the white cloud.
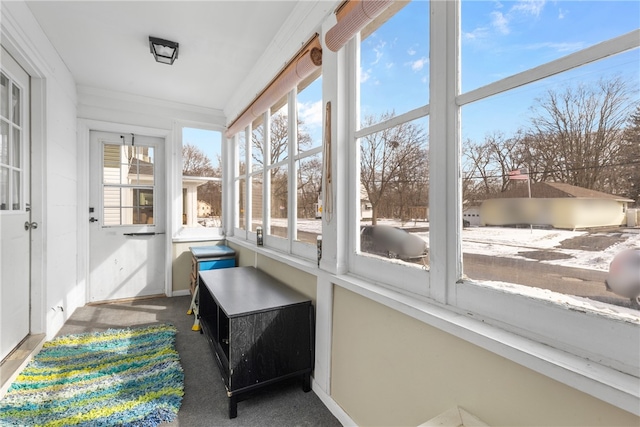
[297,100,322,129]
[490,11,510,35]
[463,26,490,42]
[410,57,429,72]
[361,67,371,84]
[371,40,386,66]
[511,0,546,17]
[407,47,416,56]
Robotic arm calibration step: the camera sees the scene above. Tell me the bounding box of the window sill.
[329,272,640,416]
[226,236,319,275]
[172,226,225,243]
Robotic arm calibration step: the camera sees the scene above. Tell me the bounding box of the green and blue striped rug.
[0,324,184,427]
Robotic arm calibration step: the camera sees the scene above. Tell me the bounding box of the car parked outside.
[360,225,428,260]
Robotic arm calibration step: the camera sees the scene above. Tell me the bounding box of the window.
[360,1,429,126]
[295,74,323,245]
[0,72,23,211]
[223,0,639,410]
[351,0,431,294]
[181,127,223,230]
[236,131,247,231]
[460,1,640,313]
[345,0,638,383]
[231,71,323,259]
[102,144,155,226]
[251,121,264,232]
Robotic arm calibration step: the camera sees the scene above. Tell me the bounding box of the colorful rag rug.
[0,324,184,427]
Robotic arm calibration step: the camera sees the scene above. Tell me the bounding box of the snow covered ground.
[292,218,640,272]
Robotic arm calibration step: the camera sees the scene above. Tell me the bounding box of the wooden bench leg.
[302,372,311,392]
[229,395,238,419]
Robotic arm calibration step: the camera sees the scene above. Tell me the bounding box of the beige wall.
[171,241,230,293]
[255,254,317,304]
[331,286,638,427]
[225,243,317,305]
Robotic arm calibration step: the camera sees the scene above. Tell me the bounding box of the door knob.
[89,217,98,223]
[24,221,38,230]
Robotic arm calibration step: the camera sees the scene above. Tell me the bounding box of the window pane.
[238,132,246,175]
[238,177,246,230]
[360,1,429,126]
[462,1,640,92]
[296,155,322,244]
[182,128,223,228]
[0,121,8,165]
[270,165,288,239]
[251,174,263,232]
[102,187,154,226]
[251,122,264,172]
[0,167,7,210]
[359,115,429,267]
[103,145,155,186]
[11,127,19,167]
[11,83,20,126]
[128,146,154,186]
[0,73,8,120]
[461,51,640,311]
[103,207,120,226]
[198,181,222,227]
[297,74,322,153]
[270,103,288,163]
[11,170,19,210]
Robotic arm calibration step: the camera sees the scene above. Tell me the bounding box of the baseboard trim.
[312,378,356,426]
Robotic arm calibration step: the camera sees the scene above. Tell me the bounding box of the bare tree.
[462,131,527,204]
[360,112,428,224]
[251,112,312,167]
[249,112,316,219]
[617,105,640,204]
[524,76,632,190]
[182,143,222,218]
[182,143,215,176]
[297,155,322,218]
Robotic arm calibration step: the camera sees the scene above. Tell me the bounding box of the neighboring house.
[359,184,373,221]
[181,176,207,227]
[198,200,212,218]
[481,182,634,230]
[463,203,481,226]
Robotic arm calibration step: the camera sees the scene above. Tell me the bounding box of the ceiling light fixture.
[149,36,179,65]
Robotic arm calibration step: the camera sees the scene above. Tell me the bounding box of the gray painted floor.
[57,295,342,427]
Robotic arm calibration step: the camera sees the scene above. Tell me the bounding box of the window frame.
[172,122,226,241]
[345,0,639,388]
[232,83,323,262]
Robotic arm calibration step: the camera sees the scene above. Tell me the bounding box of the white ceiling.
[25,1,311,116]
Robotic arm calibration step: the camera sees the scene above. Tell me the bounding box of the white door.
[89,131,165,302]
[0,47,31,361]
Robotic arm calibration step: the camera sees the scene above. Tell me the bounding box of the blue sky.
[360,0,640,142]
[182,127,222,170]
[186,1,639,162]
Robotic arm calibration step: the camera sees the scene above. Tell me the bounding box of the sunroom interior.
[1,1,639,426]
